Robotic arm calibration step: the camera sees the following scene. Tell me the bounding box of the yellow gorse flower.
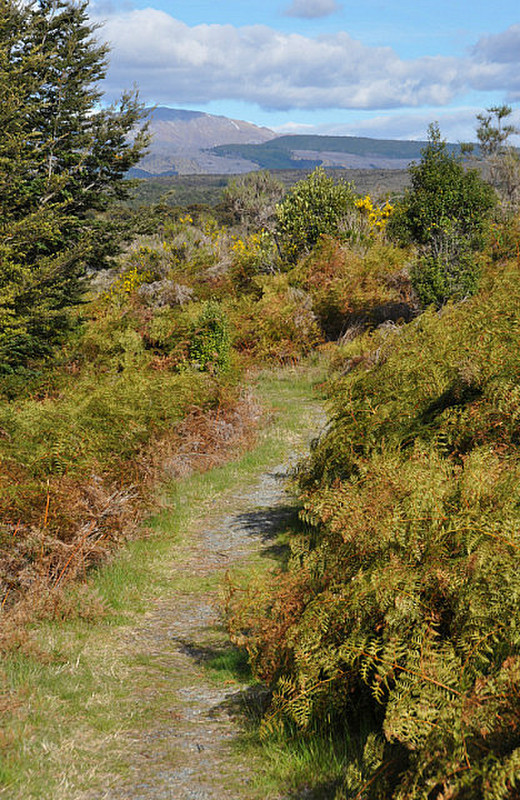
[104,266,152,302]
[356,194,394,234]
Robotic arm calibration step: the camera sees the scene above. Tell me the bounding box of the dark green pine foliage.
[0,0,149,376]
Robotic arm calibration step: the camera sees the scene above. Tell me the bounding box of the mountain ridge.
[134,106,277,176]
[132,106,463,177]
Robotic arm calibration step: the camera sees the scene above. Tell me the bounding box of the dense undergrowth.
[228,240,520,798]
[6,7,520,795]
[0,168,414,649]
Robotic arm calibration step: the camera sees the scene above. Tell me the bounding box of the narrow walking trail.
[86,371,326,800]
[103,464,301,800]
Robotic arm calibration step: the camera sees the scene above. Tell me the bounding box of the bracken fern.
[228,256,520,798]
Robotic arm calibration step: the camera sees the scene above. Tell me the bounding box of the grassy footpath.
[0,361,327,799]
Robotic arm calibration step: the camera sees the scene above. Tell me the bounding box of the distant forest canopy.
[126,168,412,209]
[209,133,466,170]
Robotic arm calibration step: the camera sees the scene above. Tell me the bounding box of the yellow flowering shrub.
[104,265,153,303]
[355,194,394,236]
[230,230,279,291]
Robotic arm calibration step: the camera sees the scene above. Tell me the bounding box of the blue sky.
[91,0,520,141]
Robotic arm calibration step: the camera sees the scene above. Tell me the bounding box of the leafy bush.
[392,124,495,307]
[276,168,355,263]
[229,230,281,293]
[189,301,231,373]
[410,248,482,308]
[232,273,322,362]
[355,195,394,239]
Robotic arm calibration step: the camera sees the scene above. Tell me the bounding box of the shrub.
[189,301,231,373]
[292,238,413,338]
[275,168,355,263]
[410,248,482,308]
[232,273,322,362]
[220,170,284,233]
[355,195,394,239]
[394,123,495,306]
[229,230,280,292]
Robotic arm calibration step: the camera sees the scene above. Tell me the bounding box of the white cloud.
[93,10,520,114]
[472,24,520,65]
[469,25,520,101]
[284,0,341,19]
[309,109,485,141]
[273,121,318,134]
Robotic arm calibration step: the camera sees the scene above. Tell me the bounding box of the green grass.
[0,361,326,800]
[204,645,252,683]
[251,729,351,799]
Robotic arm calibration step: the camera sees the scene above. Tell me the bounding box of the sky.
[90,0,520,142]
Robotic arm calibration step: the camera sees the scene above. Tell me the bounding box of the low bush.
[275,168,356,263]
[189,300,231,373]
[231,273,322,362]
[291,238,414,338]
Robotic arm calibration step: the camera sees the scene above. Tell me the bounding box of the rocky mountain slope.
[133,107,277,176]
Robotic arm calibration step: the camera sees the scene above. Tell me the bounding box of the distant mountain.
[130,108,465,177]
[131,107,277,176]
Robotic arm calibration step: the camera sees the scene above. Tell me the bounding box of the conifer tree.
[476,105,520,211]
[476,104,518,157]
[0,0,149,375]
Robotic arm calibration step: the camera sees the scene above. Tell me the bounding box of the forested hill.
[209,133,463,171]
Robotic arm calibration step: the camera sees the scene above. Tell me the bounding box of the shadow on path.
[233,504,298,540]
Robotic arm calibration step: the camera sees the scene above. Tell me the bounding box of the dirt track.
[93,393,325,800]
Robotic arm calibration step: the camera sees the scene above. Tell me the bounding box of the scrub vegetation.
[2,1,520,796]
[227,123,520,799]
